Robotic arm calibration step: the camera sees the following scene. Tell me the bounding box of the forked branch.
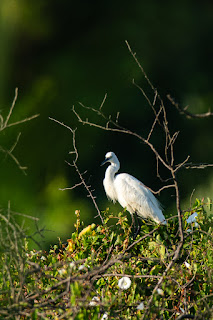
[0,88,39,173]
[49,117,104,224]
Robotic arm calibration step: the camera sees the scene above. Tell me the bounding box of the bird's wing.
[114,173,166,223]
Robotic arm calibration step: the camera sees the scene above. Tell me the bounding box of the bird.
[101,151,166,238]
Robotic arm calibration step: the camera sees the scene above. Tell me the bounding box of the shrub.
[0,199,212,319]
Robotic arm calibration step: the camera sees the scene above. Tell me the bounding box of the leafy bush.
[0,199,212,319]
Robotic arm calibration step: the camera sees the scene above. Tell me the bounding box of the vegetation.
[0,199,212,319]
[0,8,212,317]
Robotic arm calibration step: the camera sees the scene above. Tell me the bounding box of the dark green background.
[0,0,212,248]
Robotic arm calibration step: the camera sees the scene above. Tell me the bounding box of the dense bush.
[0,198,212,319]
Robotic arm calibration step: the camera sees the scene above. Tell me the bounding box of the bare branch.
[3,87,18,129]
[145,184,176,195]
[65,160,104,224]
[146,104,164,142]
[0,88,39,173]
[49,116,78,164]
[125,41,156,92]
[0,134,28,174]
[5,113,39,128]
[99,93,107,111]
[59,181,84,191]
[49,116,104,224]
[183,162,213,169]
[174,155,191,173]
[133,79,158,117]
[0,88,39,132]
[167,94,213,119]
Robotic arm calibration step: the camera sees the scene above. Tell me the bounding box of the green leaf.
[159,245,166,260]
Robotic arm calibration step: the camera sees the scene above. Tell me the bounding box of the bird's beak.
[100,158,108,166]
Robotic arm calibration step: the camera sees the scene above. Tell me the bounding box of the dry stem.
[0,88,39,173]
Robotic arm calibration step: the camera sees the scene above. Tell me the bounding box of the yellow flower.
[78,224,96,239]
[67,239,74,252]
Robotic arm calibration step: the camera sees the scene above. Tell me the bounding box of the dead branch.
[0,88,39,132]
[0,133,28,174]
[66,160,104,224]
[0,88,39,174]
[49,117,78,163]
[144,183,176,195]
[49,117,104,224]
[167,94,213,119]
[182,162,213,169]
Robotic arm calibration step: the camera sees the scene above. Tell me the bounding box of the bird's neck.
[104,164,119,202]
[105,163,119,182]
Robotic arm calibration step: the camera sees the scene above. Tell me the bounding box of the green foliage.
[0,199,213,319]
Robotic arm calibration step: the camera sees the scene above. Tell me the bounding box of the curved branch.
[167,94,213,119]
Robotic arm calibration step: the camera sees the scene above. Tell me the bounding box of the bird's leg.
[131,213,136,238]
[131,213,135,229]
[133,213,141,240]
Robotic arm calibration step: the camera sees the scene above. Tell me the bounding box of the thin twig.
[167,94,213,119]
[49,116,104,224]
[182,162,213,169]
[66,160,104,224]
[3,88,18,129]
[0,88,39,173]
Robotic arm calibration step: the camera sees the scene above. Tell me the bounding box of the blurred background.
[0,0,212,248]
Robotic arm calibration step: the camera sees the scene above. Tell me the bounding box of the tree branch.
[167,94,213,119]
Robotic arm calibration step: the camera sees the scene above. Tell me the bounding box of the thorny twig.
[0,88,39,131]
[0,88,39,173]
[0,133,28,174]
[167,94,213,119]
[49,117,104,224]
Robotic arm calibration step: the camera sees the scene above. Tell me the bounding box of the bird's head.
[101,151,119,167]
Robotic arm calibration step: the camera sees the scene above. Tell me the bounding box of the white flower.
[118,276,131,290]
[137,302,145,310]
[186,229,192,233]
[58,268,67,275]
[78,264,86,271]
[101,312,108,320]
[184,261,191,269]
[186,212,198,224]
[176,307,185,316]
[30,250,38,256]
[157,288,164,296]
[89,296,100,306]
[41,255,46,261]
[69,262,76,269]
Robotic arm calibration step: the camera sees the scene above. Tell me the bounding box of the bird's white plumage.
[102,151,166,225]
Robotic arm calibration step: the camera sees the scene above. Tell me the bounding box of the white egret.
[101,151,166,237]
